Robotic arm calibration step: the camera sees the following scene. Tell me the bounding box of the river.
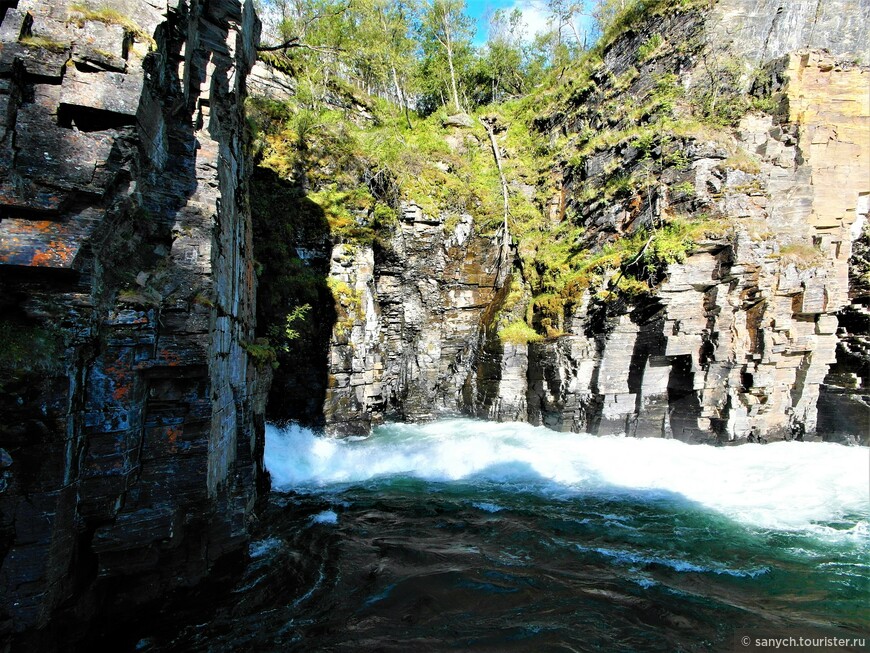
[150,419,869,652]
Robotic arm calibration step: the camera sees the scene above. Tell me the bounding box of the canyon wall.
[277,1,868,443]
[322,205,503,435]
[484,48,869,443]
[4,0,864,647]
[0,0,265,645]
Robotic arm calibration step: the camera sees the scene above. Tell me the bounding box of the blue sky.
[465,0,597,47]
[466,0,553,44]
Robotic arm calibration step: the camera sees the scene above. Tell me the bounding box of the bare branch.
[257,38,343,54]
[257,37,302,51]
[480,116,512,287]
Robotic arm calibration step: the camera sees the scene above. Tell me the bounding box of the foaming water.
[265,418,869,535]
[149,419,868,651]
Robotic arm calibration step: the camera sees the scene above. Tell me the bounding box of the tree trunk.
[480,117,511,285]
[442,18,462,113]
[391,65,413,130]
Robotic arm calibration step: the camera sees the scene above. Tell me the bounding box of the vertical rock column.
[0,0,265,641]
[321,204,502,435]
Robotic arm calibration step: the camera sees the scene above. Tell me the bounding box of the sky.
[466,0,597,47]
[465,0,552,44]
[255,0,595,50]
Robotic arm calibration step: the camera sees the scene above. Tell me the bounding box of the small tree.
[419,0,474,113]
[481,8,526,103]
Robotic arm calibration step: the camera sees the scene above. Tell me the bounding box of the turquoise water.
[163,419,869,651]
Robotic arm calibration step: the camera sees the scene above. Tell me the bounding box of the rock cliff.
[323,205,503,435]
[482,46,869,443]
[485,1,869,443]
[0,0,265,646]
[263,0,868,444]
[3,0,865,647]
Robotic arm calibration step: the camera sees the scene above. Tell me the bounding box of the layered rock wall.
[323,204,501,435]
[0,0,264,644]
[708,0,869,65]
[475,55,868,442]
[470,11,869,441]
[296,2,868,443]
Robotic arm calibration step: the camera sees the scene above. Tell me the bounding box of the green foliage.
[0,319,65,375]
[637,33,664,62]
[248,0,761,343]
[268,304,311,351]
[524,215,727,313]
[690,53,780,127]
[256,0,565,119]
[670,180,695,196]
[643,220,696,266]
[327,277,363,335]
[417,0,475,113]
[242,340,279,369]
[19,36,70,52]
[308,185,378,243]
[257,51,297,76]
[595,0,703,55]
[245,303,310,369]
[252,81,522,242]
[498,320,543,345]
[250,166,333,357]
[616,274,651,296]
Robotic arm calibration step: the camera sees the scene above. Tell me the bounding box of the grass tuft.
[68,3,155,48]
[498,320,543,345]
[20,36,70,52]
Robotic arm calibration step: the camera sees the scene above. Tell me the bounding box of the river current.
[154,419,869,652]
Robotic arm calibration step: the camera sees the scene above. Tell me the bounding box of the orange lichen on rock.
[159,349,182,366]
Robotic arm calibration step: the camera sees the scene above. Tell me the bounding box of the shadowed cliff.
[0,0,266,647]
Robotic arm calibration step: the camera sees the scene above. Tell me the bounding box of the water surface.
[164,419,870,651]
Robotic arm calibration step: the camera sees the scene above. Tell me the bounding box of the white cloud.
[510,0,552,38]
[493,0,597,45]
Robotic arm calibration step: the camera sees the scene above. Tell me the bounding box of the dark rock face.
[321,204,502,435]
[818,217,870,445]
[0,0,265,646]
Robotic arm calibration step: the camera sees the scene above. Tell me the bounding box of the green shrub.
[268,304,310,352]
[0,320,65,374]
[327,277,363,335]
[242,340,279,369]
[638,33,664,62]
[671,180,695,196]
[498,320,543,345]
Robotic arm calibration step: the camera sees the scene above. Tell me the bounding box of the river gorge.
[0,0,867,650]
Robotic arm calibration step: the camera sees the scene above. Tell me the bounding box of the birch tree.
[420,0,473,113]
